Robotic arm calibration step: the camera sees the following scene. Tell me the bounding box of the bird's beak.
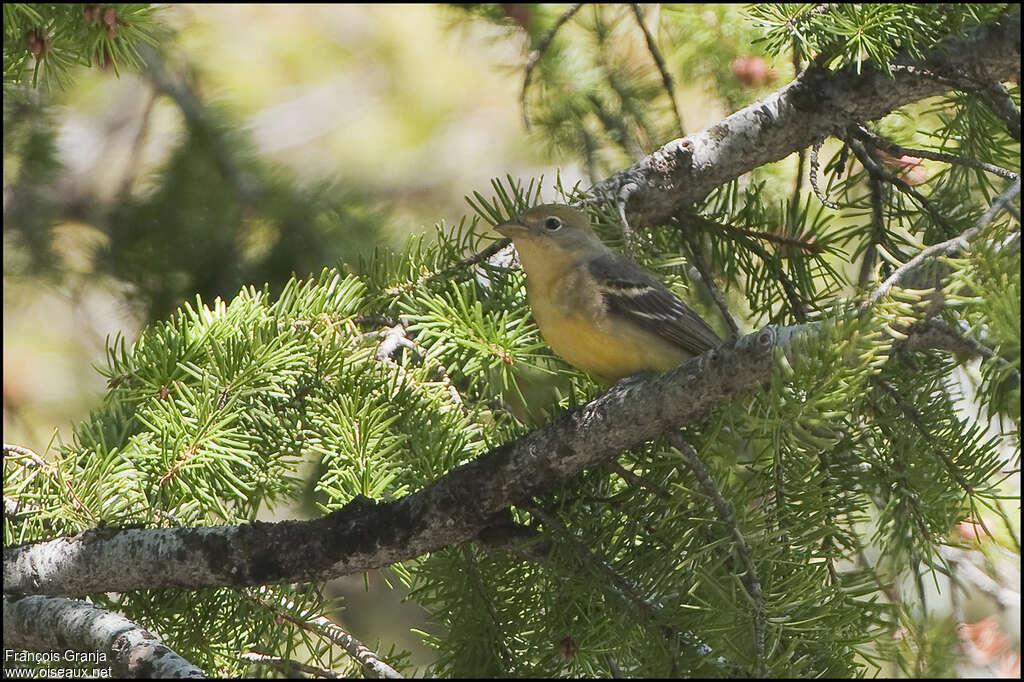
[494,220,527,237]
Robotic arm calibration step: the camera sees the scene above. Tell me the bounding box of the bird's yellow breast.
[526,265,688,383]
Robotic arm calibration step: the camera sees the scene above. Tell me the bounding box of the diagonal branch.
[2,314,1006,599]
[587,12,1020,227]
[685,213,809,322]
[666,432,766,676]
[862,177,1020,311]
[844,134,958,238]
[5,328,782,596]
[976,79,1022,142]
[677,223,740,337]
[859,151,892,286]
[249,586,402,679]
[525,503,667,628]
[852,125,1018,181]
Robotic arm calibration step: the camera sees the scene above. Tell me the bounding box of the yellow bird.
[496,204,721,383]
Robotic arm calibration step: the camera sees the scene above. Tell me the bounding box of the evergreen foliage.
[4,3,1020,678]
[3,3,388,322]
[3,3,162,92]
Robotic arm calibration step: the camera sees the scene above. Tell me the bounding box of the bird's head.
[495,204,604,269]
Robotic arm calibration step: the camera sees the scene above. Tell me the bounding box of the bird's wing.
[588,252,721,356]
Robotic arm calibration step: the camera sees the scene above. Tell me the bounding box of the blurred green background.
[4,5,543,443]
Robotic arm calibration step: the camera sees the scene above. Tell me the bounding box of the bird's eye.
[544,216,562,231]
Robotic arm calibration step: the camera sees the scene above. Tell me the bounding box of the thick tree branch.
[588,12,1020,226]
[5,328,781,596]
[3,594,205,678]
[6,316,989,598]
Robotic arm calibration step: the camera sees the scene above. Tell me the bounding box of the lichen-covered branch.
[3,594,205,678]
[5,316,989,598]
[588,12,1020,226]
[5,328,781,596]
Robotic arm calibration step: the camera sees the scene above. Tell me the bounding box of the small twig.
[853,541,901,606]
[911,557,930,630]
[871,377,977,499]
[791,148,807,215]
[896,319,968,357]
[858,159,891,287]
[580,126,600,183]
[1005,202,1020,224]
[861,177,1021,311]
[589,7,658,157]
[116,88,158,201]
[139,44,261,209]
[371,320,467,415]
[4,495,36,518]
[4,443,99,522]
[629,3,684,137]
[616,185,637,254]
[685,214,809,322]
[790,33,805,76]
[461,545,515,671]
[588,91,647,161]
[510,503,719,668]
[866,392,978,563]
[250,586,402,679]
[385,238,513,296]
[3,443,45,466]
[899,318,1021,388]
[948,560,971,669]
[521,3,584,130]
[939,545,1020,613]
[808,139,840,209]
[241,651,342,678]
[692,215,824,255]
[606,461,673,500]
[676,220,740,337]
[524,503,674,631]
[813,467,840,587]
[847,134,963,239]
[58,471,99,523]
[665,432,766,676]
[790,45,807,215]
[994,498,1021,554]
[375,322,411,362]
[853,125,1018,181]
